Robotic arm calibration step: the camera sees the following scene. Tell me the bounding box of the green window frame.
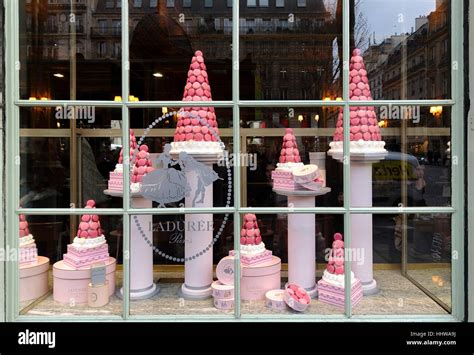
[3,0,465,322]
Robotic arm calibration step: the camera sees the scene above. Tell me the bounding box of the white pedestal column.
[274,188,331,298]
[288,195,317,297]
[126,196,159,299]
[104,190,159,300]
[350,162,378,295]
[180,162,214,299]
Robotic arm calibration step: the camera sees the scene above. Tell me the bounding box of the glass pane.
[19,213,122,317]
[19,1,122,100]
[129,213,234,316]
[129,1,232,101]
[121,108,233,209]
[352,213,451,315]
[239,0,342,100]
[238,213,345,316]
[352,0,451,100]
[241,106,343,208]
[20,107,122,209]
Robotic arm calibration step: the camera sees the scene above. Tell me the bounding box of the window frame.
[2,0,465,322]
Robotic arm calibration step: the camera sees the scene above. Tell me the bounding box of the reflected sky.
[357,0,436,44]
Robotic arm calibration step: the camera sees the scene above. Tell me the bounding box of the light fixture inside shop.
[53,73,64,78]
[162,107,168,115]
[129,95,139,102]
[430,106,443,118]
[153,72,164,78]
[298,114,304,122]
[29,97,37,101]
[314,114,320,122]
[40,97,48,101]
[114,96,122,102]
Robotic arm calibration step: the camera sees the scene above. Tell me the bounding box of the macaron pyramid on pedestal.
[327,49,387,295]
[272,129,330,298]
[63,200,110,269]
[170,50,225,157]
[328,48,387,162]
[317,233,363,309]
[229,214,272,266]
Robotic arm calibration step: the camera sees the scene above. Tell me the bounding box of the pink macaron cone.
[240,237,247,245]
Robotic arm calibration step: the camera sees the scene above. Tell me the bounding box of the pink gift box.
[53,257,116,304]
[20,256,50,302]
[241,256,281,301]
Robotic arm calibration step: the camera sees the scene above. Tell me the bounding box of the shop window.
[183,0,191,7]
[134,0,142,8]
[260,0,269,7]
[276,0,284,7]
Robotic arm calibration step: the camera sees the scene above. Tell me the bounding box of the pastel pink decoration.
[283,283,311,312]
[20,256,49,302]
[239,256,281,300]
[332,48,382,142]
[173,50,220,143]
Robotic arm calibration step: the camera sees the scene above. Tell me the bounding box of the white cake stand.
[273,187,331,298]
[328,148,388,295]
[104,189,160,300]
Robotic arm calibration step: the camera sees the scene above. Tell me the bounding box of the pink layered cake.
[317,233,363,308]
[63,200,110,269]
[229,214,272,266]
[19,214,38,265]
[271,128,303,190]
[108,129,137,192]
[328,48,386,155]
[108,129,154,193]
[170,50,224,154]
[272,128,324,191]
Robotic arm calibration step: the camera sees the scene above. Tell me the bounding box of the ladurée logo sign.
[132,110,232,263]
[18,329,56,349]
[149,220,214,244]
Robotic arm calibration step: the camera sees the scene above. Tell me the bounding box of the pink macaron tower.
[19,214,38,265]
[271,128,305,190]
[230,214,272,266]
[172,50,222,148]
[317,233,363,309]
[108,129,138,192]
[279,128,301,164]
[131,144,154,184]
[333,48,382,143]
[63,200,110,269]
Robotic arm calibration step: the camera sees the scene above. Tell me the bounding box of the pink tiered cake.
[19,214,38,265]
[108,129,137,192]
[317,233,363,308]
[230,214,272,266]
[271,128,324,191]
[108,129,154,193]
[328,48,386,155]
[271,128,304,190]
[170,50,224,154]
[63,200,110,269]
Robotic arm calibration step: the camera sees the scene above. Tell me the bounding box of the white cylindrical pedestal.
[104,189,159,300]
[274,187,331,298]
[125,196,159,299]
[350,162,378,295]
[288,195,317,297]
[181,162,214,299]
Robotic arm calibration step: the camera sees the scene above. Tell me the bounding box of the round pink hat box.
[211,280,234,299]
[216,255,240,285]
[53,257,116,304]
[20,256,50,302]
[265,289,287,311]
[241,256,281,301]
[213,297,234,310]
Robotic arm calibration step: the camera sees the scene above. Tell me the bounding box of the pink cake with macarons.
[108,129,154,193]
[283,283,311,312]
[317,233,363,308]
[63,200,110,269]
[19,214,38,265]
[171,50,224,155]
[328,48,386,155]
[229,214,272,266]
